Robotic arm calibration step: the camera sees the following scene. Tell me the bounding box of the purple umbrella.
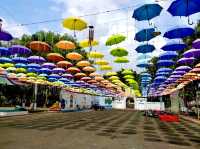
[172,71,186,75]
[0,30,13,41]
[192,39,200,49]
[175,66,192,72]
[52,68,65,74]
[177,57,196,65]
[49,74,61,79]
[62,73,73,79]
[169,74,182,78]
[41,62,56,69]
[27,63,41,69]
[9,45,31,55]
[0,47,10,56]
[12,57,28,63]
[28,56,46,63]
[39,68,52,74]
[183,49,200,58]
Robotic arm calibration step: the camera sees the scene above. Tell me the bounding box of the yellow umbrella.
[88,51,104,59]
[79,39,99,48]
[95,59,109,65]
[105,71,117,76]
[66,52,82,61]
[100,65,112,71]
[76,60,91,67]
[82,66,96,72]
[56,40,76,50]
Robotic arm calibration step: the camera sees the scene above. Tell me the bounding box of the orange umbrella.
[74,72,87,78]
[81,76,91,81]
[76,60,91,67]
[29,41,51,52]
[47,53,65,62]
[89,72,101,77]
[57,61,73,68]
[95,76,104,81]
[191,68,200,73]
[101,80,110,84]
[56,40,76,50]
[66,52,82,61]
[87,79,97,83]
[67,67,80,74]
[82,66,96,72]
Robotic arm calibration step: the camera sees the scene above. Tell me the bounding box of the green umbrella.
[27,72,37,77]
[2,63,14,68]
[123,75,134,79]
[114,57,129,63]
[6,67,16,72]
[134,90,141,97]
[16,68,27,73]
[110,47,128,57]
[122,69,133,75]
[105,71,117,76]
[108,76,119,81]
[106,34,126,46]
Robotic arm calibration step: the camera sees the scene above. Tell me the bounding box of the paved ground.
[0,110,200,149]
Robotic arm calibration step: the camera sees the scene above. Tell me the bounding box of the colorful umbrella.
[6,67,16,72]
[29,41,51,52]
[177,57,196,64]
[0,30,13,41]
[79,39,99,48]
[161,42,187,51]
[0,57,13,63]
[108,76,119,81]
[137,60,151,68]
[27,63,41,69]
[1,63,14,68]
[74,72,87,78]
[15,63,27,68]
[157,60,175,67]
[191,68,200,73]
[159,51,178,60]
[28,56,46,63]
[66,52,82,61]
[57,61,72,68]
[52,68,65,74]
[56,40,76,50]
[39,68,52,74]
[135,44,155,53]
[175,66,192,71]
[76,60,91,67]
[62,73,73,79]
[132,4,162,21]
[192,39,200,49]
[47,53,65,62]
[88,51,104,59]
[89,72,101,77]
[0,47,10,56]
[135,28,157,42]
[100,65,112,71]
[95,76,104,81]
[105,71,117,76]
[122,69,133,75]
[157,68,173,73]
[95,60,109,65]
[183,49,200,58]
[42,62,56,69]
[82,66,96,72]
[110,47,128,57]
[114,57,129,63]
[49,74,61,79]
[67,67,81,74]
[81,76,91,81]
[12,57,28,63]
[9,45,31,55]
[105,34,126,46]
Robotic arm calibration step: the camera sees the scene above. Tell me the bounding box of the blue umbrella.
[135,44,155,53]
[157,60,175,67]
[177,57,196,64]
[164,27,195,39]
[167,0,200,25]
[48,78,58,82]
[161,42,187,51]
[39,68,52,74]
[0,47,10,56]
[135,28,156,42]
[27,68,40,73]
[9,45,31,55]
[12,57,28,63]
[15,63,27,68]
[0,57,13,63]
[49,74,61,79]
[59,78,70,82]
[39,73,48,77]
[137,60,152,68]
[159,51,178,60]
[156,72,170,76]
[154,76,167,82]
[157,68,173,73]
[137,54,151,60]
[27,63,41,69]
[141,72,151,77]
[132,4,163,21]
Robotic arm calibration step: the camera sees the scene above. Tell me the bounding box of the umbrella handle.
[188,17,194,25]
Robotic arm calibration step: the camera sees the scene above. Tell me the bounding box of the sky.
[1,0,200,73]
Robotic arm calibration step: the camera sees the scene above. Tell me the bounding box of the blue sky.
[1,0,200,72]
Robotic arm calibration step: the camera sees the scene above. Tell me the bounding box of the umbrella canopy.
[157,68,173,73]
[28,56,46,63]
[29,41,51,52]
[89,72,101,77]
[122,69,133,75]
[161,42,187,51]
[62,17,87,31]
[164,27,195,39]
[124,75,134,79]
[191,68,200,73]
[154,76,167,82]
[105,34,126,46]
[27,63,41,69]
[159,51,178,60]
[39,68,52,74]
[172,70,186,75]
[183,49,200,58]
[132,4,163,21]
[12,57,28,63]
[42,62,56,69]
[27,68,40,73]
[6,67,16,72]
[62,73,73,79]
[0,30,13,41]
[66,52,82,61]
[114,57,129,63]
[67,67,81,74]
[0,57,13,63]
[105,71,117,76]
[177,57,196,64]
[192,39,200,49]
[52,68,65,74]
[16,68,27,73]
[100,65,112,71]
[57,61,72,68]
[15,63,27,68]
[56,40,76,50]
[0,47,10,56]
[175,66,192,71]
[135,44,155,53]
[137,54,151,60]
[81,76,91,81]
[59,78,70,82]
[88,51,104,59]
[76,60,90,67]
[157,60,175,67]
[109,76,119,81]
[95,60,109,65]
[9,45,31,55]
[141,72,151,77]
[74,72,87,78]
[110,47,128,57]
[1,63,14,68]
[82,66,96,72]
[47,53,65,62]
[137,60,151,68]
[135,28,157,42]
[95,76,104,81]
[79,39,99,48]
[49,74,61,79]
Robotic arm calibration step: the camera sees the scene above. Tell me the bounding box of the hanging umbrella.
[0,30,13,41]
[135,28,157,42]
[135,44,155,53]
[47,53,65,62]
[132,4,163,21]
[175,66,192,71]
[191,68,200,73]
[39,68,52,74]
[154,76,167,82]
[157,60,175,67]
[172,71,186,75]
[114,57,129,63]
[167,0,200,25]
[12,57,28,63]
[88,51,104,59]
[183,49,200,58]
[9,45,31,55]
[56,40,76,50]
[124,75,134,79]
[164,27,194,39]
[177,57,196,65]
[122,69,133,75]
[159,51,178,60]
[62,73,73,79]
[66,52,82,61]
[109,76,119,81]
[141,72,151,77]
[76,60,91,67]
[0,47,10,56]
[49,74,61,79]
[16,68,27,73]
[27,68,40,73]
[59,78,70,83]
[82,66,96,72]
[79,39,99,48]
[95,60,109,65]
[95,76,104,81]
[89,72,101,77]
[27,63,41,69]
[105,34,126,46]
[15,63,27,68]
[1,63,14,68]
[137,60,152,68]
[110,47,128,57]
[192,39,200,49]
[161,42,187,51]
[169,74,183,79]
[0,57,13,63]
[81,76,91,81]
[42,62,56,69]
[28,56,46,63]
[137,54,151,60]
[29,41,51,52]
[52,68,65,74]
[57,61,72,68]
[67,67,81,74]
[6,67,16,72]
[100,65,112,71]
[157,68,173,73]
[105,71,117,76]
[74,73,87,78]
[48,78,58,82]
